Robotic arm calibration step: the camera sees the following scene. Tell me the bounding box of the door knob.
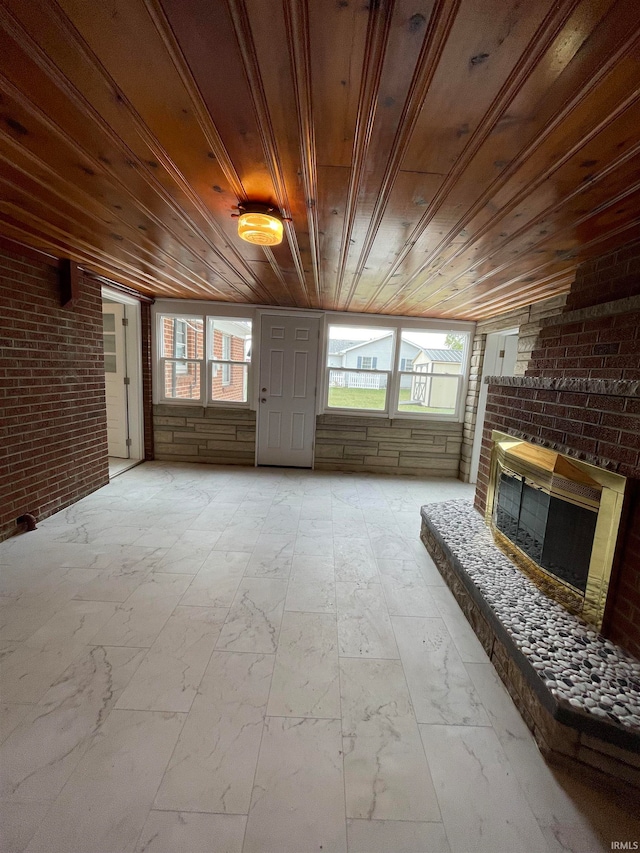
[261,387,267,392]
[261,397,267,403]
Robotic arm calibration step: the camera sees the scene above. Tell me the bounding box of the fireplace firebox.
[486,431,627,629]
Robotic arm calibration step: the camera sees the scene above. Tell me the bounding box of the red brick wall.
[526,311,640,381]
[564,238,640,311]
[0,247,108,541]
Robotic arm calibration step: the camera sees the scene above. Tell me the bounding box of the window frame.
[323,317,471,421]
[394,329,466,419]
[221,334,232,386]
[155,310,253,407]
[208,319,252,404]
[173,318,189,375]
[356,355,378,369]
[158,313,205,403]
[325,325,396,415]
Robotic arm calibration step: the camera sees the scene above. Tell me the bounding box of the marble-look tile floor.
[0,462,638,853]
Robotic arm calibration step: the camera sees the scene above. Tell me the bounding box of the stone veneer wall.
[153,405,256,465]
[459,294,567,481]
[315,414,463,476]
[475,237,640,658]
[154,407,463,476]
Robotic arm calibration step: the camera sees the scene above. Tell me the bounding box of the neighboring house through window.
[357,356,377,369]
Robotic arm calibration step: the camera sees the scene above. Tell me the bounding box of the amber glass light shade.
[237,211,284,246]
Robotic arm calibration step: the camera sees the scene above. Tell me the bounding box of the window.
[326,326,394,411]
[174,319,187,359]
[357,356,377,369]
[325,321,469,418]
[396,329,467,417]
[159,315,203,400]
[221,334,231,386]
[157,313,252,404]
[209,318,252,403]
[173,319,188,374]
[103,312,117,373]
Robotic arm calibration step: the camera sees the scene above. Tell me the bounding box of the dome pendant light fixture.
[232,202,287,246]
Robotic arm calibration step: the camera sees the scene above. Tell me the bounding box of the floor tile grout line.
[240,658,273,852]
[386,601,447,831]
[148,806,249,815]
[337,632,350,852]
[129,707,190,853]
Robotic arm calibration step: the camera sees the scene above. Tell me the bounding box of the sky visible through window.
[328,326,455,349]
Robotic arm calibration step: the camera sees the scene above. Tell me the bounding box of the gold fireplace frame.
[486,431,627,629]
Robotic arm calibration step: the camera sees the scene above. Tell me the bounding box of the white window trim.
[221,334,231,386]
[173,318,189,375]
[356,356,378,369]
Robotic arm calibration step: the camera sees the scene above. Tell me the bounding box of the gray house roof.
[417,348,463,363]
[327,339,365,354]
[338,333,395,354]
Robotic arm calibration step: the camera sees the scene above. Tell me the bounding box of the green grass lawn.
[327,387,453,414]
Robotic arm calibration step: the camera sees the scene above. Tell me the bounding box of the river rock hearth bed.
[420,499,640,790]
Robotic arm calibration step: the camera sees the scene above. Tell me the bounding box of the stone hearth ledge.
[485,375,640,397]
[420,500,640,789]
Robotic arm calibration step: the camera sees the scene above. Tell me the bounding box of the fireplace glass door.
[487,432,627,629]
[495,471,598,594]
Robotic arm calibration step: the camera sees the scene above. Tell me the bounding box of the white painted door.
[257,314,320,467]
[469,329,519,483]
[102,302,129,458]
[502,333,518,375]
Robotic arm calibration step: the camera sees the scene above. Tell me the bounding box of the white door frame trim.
[101,286,144,462]
[469,327,519,484]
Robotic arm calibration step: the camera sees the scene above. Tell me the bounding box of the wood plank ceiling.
[1,0,639,320]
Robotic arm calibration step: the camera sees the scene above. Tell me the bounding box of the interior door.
[501,333,519,375]
[257,314,320,467]
[102,301,129,458]
[469,329,519,483]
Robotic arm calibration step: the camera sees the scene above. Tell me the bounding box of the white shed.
[410,348,462,410]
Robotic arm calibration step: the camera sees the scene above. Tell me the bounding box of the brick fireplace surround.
[475,240,640,660]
